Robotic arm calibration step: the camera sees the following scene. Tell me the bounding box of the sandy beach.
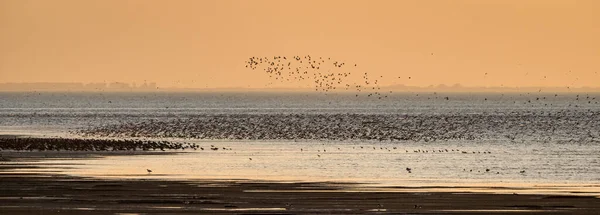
[1,151,599,215]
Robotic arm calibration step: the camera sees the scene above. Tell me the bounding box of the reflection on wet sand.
[2,143,600,214]
[10,138,595,196]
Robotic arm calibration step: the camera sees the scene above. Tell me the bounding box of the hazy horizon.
[2,81,600,93]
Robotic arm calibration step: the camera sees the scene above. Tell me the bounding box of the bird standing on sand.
[147,169,152,174]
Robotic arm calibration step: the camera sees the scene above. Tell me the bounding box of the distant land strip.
[2,82,600,92]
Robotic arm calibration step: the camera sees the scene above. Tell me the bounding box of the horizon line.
[1,82,600,93]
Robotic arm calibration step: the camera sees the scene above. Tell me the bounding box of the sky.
[1,0,599,89]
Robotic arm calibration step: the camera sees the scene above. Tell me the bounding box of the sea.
[1,92,599,195]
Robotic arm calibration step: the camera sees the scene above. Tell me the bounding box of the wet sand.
[1,152,599,214]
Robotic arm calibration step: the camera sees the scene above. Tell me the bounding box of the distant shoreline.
[2,82,600,93]
[2,89,600,93]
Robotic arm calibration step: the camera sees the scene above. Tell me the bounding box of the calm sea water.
[1,92,599,195]
[2,91,599,130]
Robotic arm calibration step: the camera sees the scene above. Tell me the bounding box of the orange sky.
[1,0,599,89]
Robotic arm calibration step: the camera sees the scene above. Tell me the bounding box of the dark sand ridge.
[1,151,600,214]
[0,137,200,151]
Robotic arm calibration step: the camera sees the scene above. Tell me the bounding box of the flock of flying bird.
[244,55,600,103]
[245,55,409,99]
